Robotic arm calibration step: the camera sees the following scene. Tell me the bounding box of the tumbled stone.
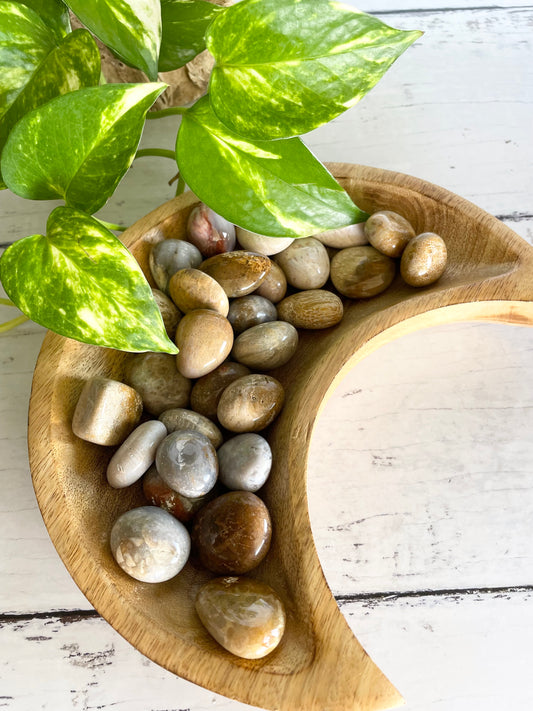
[400,232,447,287]
[330,245,396,298]
[168,268,229,316]
[314,222,368,249]
[149,238,202,293]
[227,295,277,334]
[191,492,272,574]
[217,374,284,432]
[110,506,190,583]
[236,228,294,256]
[142,464,213,522]
[274,237,329,289]
[152,288,181,338]
[107,420,167,488]
[190,362,251,420]
[365,210,415,258]
[200,251,271,298]
[175,309,233,379]
[277,289,343,330]
[159,408,223,449]
[253,261,287,303]
[72,377,143,446]
[187,203,236,257]
[156,430,218,498]
[232,321,298,371]
[217,433,272,492]
[123,352,191,416]
[196,577,285,659]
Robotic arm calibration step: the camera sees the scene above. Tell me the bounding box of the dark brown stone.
[190,361,251,420]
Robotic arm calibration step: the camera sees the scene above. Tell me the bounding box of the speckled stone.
[400,232,447,287]
[156,430,218,498]
[159,408,223,449]
[191,492,272,574]
[236,228,294,256]
[186,204,236,257]
[107,420,167,489]
[149,238,202,293]
[232,321,298,370]
[143,465,214,522]
[314,222,368,249]
[152,288,181,338]
[274,238,330,289]
[217,433,272,492]
[330,245,396,298]
[277,289,343,329]
[110,506,190,583]
[365,210,415,258]
[217,374,284,433]
[72,377,143,446]
[168,268,229,316]
[190,362,251,420]
[227,295,277,334]
[196,577,285,659]
[253,261,287,303]
[123,352,191,416]
[200,251,271,298]
[175,309,233,379]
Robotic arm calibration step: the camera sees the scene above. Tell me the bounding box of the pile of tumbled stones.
[71,205,447,660]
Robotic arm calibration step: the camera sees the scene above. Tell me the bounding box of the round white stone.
[107,420,167,488]
[236,228,294,256]
[217,433,272,492]
[313,222,368,248]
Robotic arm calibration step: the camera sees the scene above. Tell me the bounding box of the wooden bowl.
[28,164,533,711]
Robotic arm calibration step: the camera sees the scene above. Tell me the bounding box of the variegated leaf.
[159,0,224,71]
[18,0,71,41]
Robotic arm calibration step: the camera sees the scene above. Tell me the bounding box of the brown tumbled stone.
[277,289,343,329]
[227,295,277,334]
[217,374,284,432]
[192,491,272,574]
[196,576,285,659]
[200,250,271,298]
[123,352,191,416]
[365,210,415,258]
[168,268,229,316]
[152,288,181,338]
[143,464,214,522]
[400,232,447,287]
[274,237,330,290]
[175,309,233,379]
[232,321,298,371]
[314,222,368,249]
[190,362,251,420]
[253,261,287,303]
[159,408,223,449]
[330,245,396,298]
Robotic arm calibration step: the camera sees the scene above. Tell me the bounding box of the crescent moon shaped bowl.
[28,163,533,711]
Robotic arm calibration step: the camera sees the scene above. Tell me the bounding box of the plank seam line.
[372,5,532,15]
[335,584,533,604]
[0,609,99,624]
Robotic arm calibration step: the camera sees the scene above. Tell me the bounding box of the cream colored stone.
[274,238,330,289]
[159,408,223,449]
[236,228,294,255]
[314,222,368,249]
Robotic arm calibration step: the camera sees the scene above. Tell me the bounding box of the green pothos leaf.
[18,0,71,41]
[206,0,422,139]
[1,82,166,214]
[0,206,178,353]
[177,96,365,237]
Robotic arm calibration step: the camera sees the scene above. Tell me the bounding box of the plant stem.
[0,298,16,307]
[146,107,187,120]
[175,175,186,196]
[0,314,29,334]
[135,148,176,161]
[95,218,127,232]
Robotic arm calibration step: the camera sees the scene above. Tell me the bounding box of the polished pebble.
[123,352,191,416]
[110,506,190,583]
[274,238,329,289]
[196,577,285,659]
[72,377,143,446]
[253,261,287,303]
[191,492,272,574]
[159,408,223,449]
[330,245,396,298]
[227,295,277,334]
[277,289,343,330]
[187,203,236,257]
[314,222,368,249]
[175,309,233,379]
[217,433,272,492]
[200,251,271,298]
[107,420,167,488]
[149,238,202,293]
[236,228,294,256]
[365,210,415,258]
[190,362,251,420]
[152,288,181,338]
[156,430,218,498]
[400,232,448,287]
[232,321,298,371]
[217,374,284,432]
[143,465,214,522]
[168,268,229,316]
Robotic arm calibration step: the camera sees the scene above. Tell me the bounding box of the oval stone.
[107,420,167,488]
[232,321,298,371]
[152,288,181,338]
[365,210,415,258]
[191,491,272,574]
[196,577,285,659]
[156,430,218,498]
[123,352,191,416]
[143,464,214,522]
[149,238,202,293]
[110,506,190,583]
[227,295,277,334]
[168,268,229,316]
[236,228,294,256]
[217,374,284,432]
[200,251,271,298]
[400,232,447,287]
[159,408,223,449]
[217,433,272,492]
[314,222,368,249]
[274,237,329,289]
[186,203,236,257]
[253,261,287,303]
[277,289,343,330]
[330,246,396,298]
[175,309,233,379]
[190,362,251,420]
